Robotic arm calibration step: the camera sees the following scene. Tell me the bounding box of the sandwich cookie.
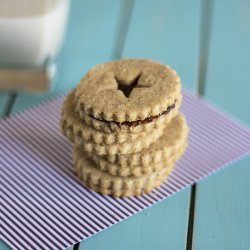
[75,59,182,133]
[74,142,187,177]
[73,152,174,197]
[99,113,188,167]
[61,89,166,153]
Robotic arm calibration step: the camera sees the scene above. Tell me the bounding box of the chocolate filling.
[89,100,176,128]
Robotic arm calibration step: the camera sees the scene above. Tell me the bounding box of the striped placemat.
[0,90,250,249]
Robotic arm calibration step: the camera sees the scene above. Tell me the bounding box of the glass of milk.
[0,0,70,67]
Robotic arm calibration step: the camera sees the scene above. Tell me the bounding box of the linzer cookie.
[73,152,174,197]
[82,124,163,154]
[74,143,187,177]
[61,89,166,151]
[81,97,181,134]
[74,59,182,133]
[60,58,188,197]
[96,114,188,167]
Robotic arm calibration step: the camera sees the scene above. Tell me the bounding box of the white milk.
[0,0,70,67]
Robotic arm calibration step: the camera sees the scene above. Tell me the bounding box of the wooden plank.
[193,0,250,249]
[81,189,191,250]
[204,0,250,124]
[122,0,201,90]
[193,156,250,250]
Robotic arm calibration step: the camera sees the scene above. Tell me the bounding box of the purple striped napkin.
[0,90,250,249]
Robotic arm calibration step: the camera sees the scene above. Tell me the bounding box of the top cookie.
[75,59,181,123]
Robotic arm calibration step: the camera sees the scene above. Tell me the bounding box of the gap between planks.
[73,242,80,250]
[186,0,214,249]
[111,0,136,60]
[3,92,17,117]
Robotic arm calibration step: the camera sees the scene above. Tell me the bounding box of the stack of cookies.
[61,59,188,197]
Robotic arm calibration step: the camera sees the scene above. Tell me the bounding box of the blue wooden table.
[1,0,250,249]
